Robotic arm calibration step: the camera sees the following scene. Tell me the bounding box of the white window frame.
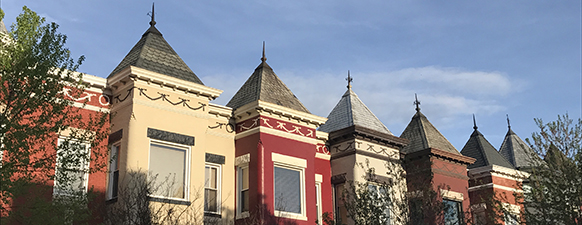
[315,174,323,224]
[235,153,250,219]
[147,139,191,201]
[204,162,222,214]
[272,152,307,221]
[53,137,91,197]
[107,142,120,200]
[237,164,250,218]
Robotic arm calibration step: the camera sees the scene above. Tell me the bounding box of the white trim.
[70,101,110,112]
[440,189,464,202]
[315,174,323,183]
[235,125,320,145]
[315,152,331,160]
[147,139,191,201]
[272,152,307,168]
[468,183,524,193]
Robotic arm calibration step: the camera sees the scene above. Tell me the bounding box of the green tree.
[0,6,108,223]
[523,113,582,225]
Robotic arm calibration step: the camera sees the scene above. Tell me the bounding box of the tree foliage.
[0,6,108,220]
[523,113,582,225]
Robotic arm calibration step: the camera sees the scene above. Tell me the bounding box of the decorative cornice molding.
[108,66,223,100]
[232,100,327,127]
[328,125,408,150]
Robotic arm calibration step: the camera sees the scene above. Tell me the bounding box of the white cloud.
[204,66,518,135]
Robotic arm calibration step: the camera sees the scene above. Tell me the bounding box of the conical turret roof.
[108,15,203,85]
[226,52,309,113]
[319,87,391,135]
[400,111,460,155]
[499,125,539,169]
[460,117,514,169]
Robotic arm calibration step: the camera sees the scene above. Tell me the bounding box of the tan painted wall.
[107,70,235,223]
[330,138,408,225]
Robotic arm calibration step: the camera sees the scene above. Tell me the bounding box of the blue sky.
[2,1,581,150]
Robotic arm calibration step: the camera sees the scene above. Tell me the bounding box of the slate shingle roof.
[499,128,539,169]
[460,128,515,169]
[400,111,460,155]
[319,88,392,135]
[226,60,309,113]
[108,25,204,85]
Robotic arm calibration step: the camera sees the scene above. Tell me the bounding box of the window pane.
[241,190,249,212]
[149,143,186,198]
[205,189,218,212]
[274,166,301,214]
[242,167,249,189]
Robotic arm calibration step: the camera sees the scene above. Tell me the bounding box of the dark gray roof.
[319,88,391,135]
[108,25,203,85]
[400,111,460,155]
[461,128,515,169]
[499,128,540,169]
[226,60,309,113]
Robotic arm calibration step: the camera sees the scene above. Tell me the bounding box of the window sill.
[106,197,118,204]
[204,212,222,218]
[149,196,191,206]
[274,210,308,221]
[236,211,250,220]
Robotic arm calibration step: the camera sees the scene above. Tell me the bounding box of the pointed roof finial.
[149,3,156,27]
[414,93,421,112]
[261,41,267,62]
[506,114,511,129]
[346,70,353,89]
[473,114,478,130]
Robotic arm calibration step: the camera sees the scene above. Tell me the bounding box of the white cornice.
[208,103,233,119]
[468,165,530,181]
[233,100,327,126]
[108,66,223,99]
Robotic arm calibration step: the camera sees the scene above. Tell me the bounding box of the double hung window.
[149,141,189,199]
[54,138,90,196]
[238,165,249,214]
[107,143,120,199]
[205,163,221,214]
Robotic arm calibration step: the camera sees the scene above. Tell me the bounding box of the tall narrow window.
[368,184,391,224]
[54,138,90,196]
[107,143,120,199]
[444,199,463,225]
[149,141,188,199]
[205,163,221,214]
[238,165,249,214]
[315,182,322,224]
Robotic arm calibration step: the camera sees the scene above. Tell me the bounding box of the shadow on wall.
[2,181,106,225]
[103,169,236,225]
[236,193,298,225]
